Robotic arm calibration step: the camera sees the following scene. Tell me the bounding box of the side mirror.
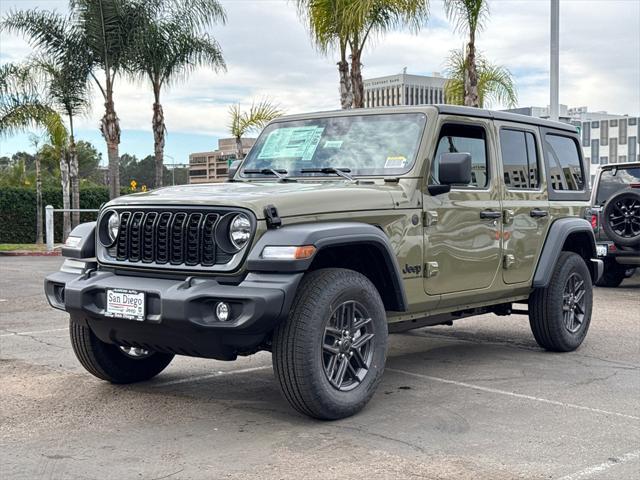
[227,160,242,182]
[428,153,472,195]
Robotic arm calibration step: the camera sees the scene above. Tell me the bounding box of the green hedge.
[0,186,110,243]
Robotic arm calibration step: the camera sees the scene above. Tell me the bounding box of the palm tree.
[443,0,489,107]
[444,49,517,108]
[0,63,71,239]
[29,134,44,244]
[345,0,430,108]
[130,0,226,188]
[298,0,429,109]
[228,100,284,160]
[31,55,91,227]
[297,0,352,109]
[71,0,153,199]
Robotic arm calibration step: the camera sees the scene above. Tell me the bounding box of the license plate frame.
[105,288,146,321]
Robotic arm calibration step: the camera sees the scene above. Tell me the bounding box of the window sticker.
[323,140,343,149]
[384,156,407,168]
[257,126,325,161]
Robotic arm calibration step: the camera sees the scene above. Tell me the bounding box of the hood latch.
[264,205,282,229]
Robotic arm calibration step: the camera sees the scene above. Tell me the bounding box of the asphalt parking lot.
[1,257,638,480]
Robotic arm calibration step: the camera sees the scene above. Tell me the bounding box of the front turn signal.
[261,245,317,260]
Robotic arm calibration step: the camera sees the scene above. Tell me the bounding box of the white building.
[363,71,450,108]
[504,105,639,180]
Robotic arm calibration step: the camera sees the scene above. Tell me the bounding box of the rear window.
[545,134,585,191]
[595,167,640,204]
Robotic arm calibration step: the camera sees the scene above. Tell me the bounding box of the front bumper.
[45,262,302,360]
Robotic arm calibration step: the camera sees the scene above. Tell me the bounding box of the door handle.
[480,210,502,219]
[530,209,548,218]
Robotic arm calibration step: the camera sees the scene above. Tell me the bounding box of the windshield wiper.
[243,168,296,182]
[300,167,354,182]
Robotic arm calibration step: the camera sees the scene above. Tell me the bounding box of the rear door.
[495,122,550,284]
[422,117,503,297]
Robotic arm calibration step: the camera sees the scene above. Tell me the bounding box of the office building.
[363,71,450,108]
[188,138,255,184]
[503,105,639,179]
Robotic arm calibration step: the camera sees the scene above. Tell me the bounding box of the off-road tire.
[595,261,626,288]
[272,268,388,420]
[602,190,640,247]
[70,321,174,383]
[529,252,593,352]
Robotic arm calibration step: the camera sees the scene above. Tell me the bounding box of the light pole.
[165,154,176,186]
[550,0,560,121]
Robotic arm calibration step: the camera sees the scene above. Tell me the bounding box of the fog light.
[215,302,230,322]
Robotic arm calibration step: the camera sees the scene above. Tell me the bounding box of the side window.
[500,129,540,189]
[431,124,488,188]
[545,134,585,191]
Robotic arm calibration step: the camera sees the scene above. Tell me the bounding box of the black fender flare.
[532,217,600,288]
[247,222,408,311]
[61,222,96,259]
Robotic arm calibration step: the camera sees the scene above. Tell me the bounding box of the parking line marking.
[153,366,271,387]
[0,328,67,338]
[387,368,640,421]
[556,450,640,480]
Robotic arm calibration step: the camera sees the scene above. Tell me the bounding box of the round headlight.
[107,211,120,244]
[229,213,251,250]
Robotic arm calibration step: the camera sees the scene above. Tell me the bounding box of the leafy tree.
[444,49,517,108]
[443,0,489,107]
[297,0,429,108]
[228,100,284,160]
[129,0,226,188]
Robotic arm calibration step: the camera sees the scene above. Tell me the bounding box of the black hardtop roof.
[434,104,578,133]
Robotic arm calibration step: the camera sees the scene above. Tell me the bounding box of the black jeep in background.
[588,162,640,287]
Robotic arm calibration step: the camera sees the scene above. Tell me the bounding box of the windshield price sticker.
[384,156,407,168]
[258,126,324,161]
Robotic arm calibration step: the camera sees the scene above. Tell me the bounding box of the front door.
[423,118,502,296]
[496,123,550,284]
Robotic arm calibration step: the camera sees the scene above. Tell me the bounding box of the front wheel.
[70,321,174,383]
[529,252,593,352]
[272,268,388,420]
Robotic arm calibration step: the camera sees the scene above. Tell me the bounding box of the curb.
[0,250,61,257]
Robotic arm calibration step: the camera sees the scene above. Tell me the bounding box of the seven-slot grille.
[107,209,233,268]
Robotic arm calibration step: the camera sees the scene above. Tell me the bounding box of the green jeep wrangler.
[45,105,603,420]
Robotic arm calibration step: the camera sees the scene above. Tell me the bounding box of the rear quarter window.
[544,134,585,191]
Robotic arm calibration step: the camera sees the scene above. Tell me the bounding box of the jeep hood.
[107,181,399,219]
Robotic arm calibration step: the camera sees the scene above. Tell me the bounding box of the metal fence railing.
[45,205,100,252]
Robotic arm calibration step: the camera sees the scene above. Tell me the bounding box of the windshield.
[596,167,640,204]
[240,113,426,177]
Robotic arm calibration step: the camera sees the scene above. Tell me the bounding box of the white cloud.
[0,0,638,149]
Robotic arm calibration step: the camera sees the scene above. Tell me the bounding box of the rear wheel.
[70,321,174,383]
[595,261,626,288]
[529,252,593,352]
[272,268,387,420]
[602,190,640,247]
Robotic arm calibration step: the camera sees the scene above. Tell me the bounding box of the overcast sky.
[1,0,639,164]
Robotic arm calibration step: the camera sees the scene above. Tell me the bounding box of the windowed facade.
[500,129,539,189]
[582,121,591,147]
[600,121,609,146]
[364,73,449,108]
[619,118,627,144]
[610,138,618,163]
[591,139,599,164]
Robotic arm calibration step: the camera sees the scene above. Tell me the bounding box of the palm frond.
[228,100,284,138]
[443,0,489,36]
[0,9,69,61]
[443,48,517,108]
